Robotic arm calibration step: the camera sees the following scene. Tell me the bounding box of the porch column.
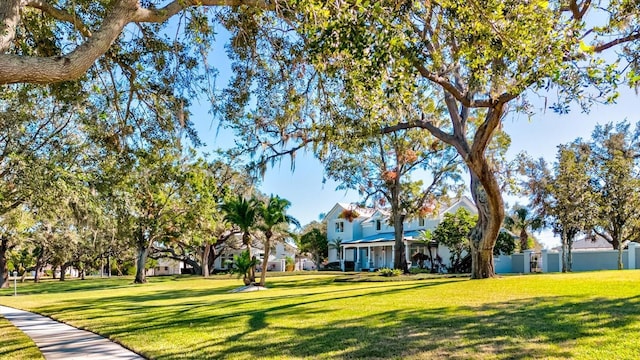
[355,246,360,271]
[404,241,411,266]
[368,246,372,270]
[340,245,345,271]
[381,247,386,268]
[391,245,395,268]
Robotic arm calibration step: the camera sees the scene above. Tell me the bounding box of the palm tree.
[256,195,300,287]
[232,250,259,286]
[221,195,259,283]
[504,206,543,252]
[328,238,343,261]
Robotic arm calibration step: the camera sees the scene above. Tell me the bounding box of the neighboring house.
[212,238,314,272]
[551,234,626,251]
[325,197,478,271]
[149,257,183,276]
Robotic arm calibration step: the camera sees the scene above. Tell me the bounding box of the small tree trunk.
[567,235,574,272]
[134,244,149,284]
[618,242,624,270]
[202,243,211,277]
[561,231,567,273]
[519,229,528,252]
[246,244,255,283]
[259,235,272,287]
[0,237,9,289]
[60,264,67,281]
[52,265,58,279]
[34,253,44,283]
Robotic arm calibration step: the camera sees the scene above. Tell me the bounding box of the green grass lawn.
[0,316,44,359]
[1,271,640,359]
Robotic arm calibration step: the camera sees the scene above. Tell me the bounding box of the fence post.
[628,242,638,270]
[541,249,548,273]
[523,250,532,273]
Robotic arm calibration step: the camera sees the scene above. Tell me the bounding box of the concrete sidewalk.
[0,305,144,360]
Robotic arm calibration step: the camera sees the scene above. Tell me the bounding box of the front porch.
[340,240,418,271]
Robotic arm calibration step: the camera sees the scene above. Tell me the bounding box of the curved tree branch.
[0,0,272,84]
[26,0,92,37]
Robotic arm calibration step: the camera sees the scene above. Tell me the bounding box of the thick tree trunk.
[134,244,149,284]
[60,264,68,281]
[0,237,9,288]
[259,235,272,287]
[468,167,504,279]
[202,243,211,277]
[393,213,408,272]
[0,0,20,52]
[611,238,620,251]
[390,183,408,272]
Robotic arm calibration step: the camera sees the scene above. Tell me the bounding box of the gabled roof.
[439,196,478,217]
[325,202,376,222]
[326,196,478,225]
[551,234,622,251]
[361,209,391,224]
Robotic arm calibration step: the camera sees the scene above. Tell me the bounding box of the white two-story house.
[325,197,478,271]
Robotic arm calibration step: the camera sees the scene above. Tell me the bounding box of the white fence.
[495,242,640,273]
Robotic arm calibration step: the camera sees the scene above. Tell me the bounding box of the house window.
[335,221,344,233]
[419,218,425,226]
[376,220,381,231]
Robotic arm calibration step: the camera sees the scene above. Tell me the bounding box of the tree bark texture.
[393,213,408,272]
[519,229,528,251]
[34,252,45,283]
[618,243,624,270]
[202,243,211,277]
[259,235,272,287]
[469,171,502,278]
[134,243,149,283]
[465,106,506,279]
[60,264,68,281]
[0,237,8,288]
[0,0,270,85]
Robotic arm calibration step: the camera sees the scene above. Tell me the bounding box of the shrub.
[285,256,295,272]
[379,268,403,277]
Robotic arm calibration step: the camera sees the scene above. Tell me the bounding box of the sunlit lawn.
[1,271,640,359]
[0,315,44,359]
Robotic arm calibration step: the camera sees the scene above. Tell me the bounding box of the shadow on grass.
[0,276,139,296]
[0,318,44,359]
[182,295,640,360]
[7,276,640,359]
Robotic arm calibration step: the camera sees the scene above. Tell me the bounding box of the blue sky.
[190,27,639,248]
